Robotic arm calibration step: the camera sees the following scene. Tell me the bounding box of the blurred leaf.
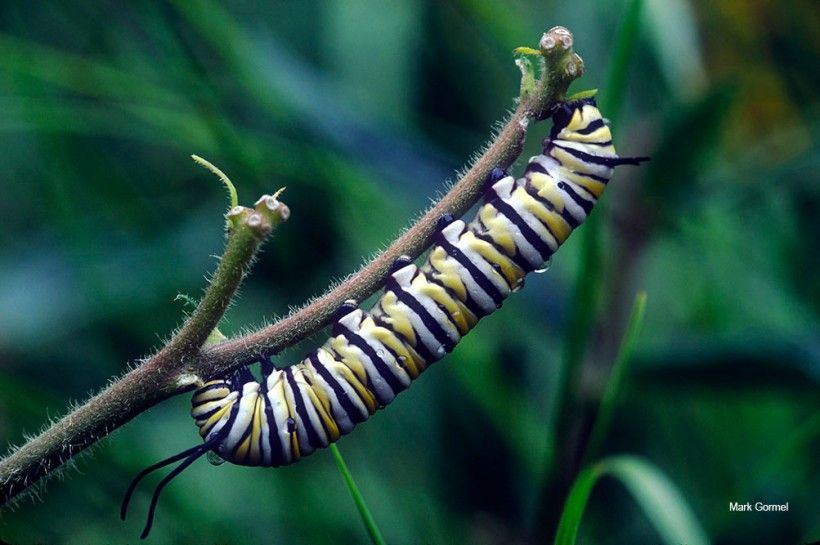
[644,85,735,223]
[585,291,647,461]
[634,335,820,390]
[599,0,644,126]
[554,455,709,545]
[644,0,707,98]
[0,33,190,106]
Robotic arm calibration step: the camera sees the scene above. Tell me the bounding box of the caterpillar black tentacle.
[123,97,647,538]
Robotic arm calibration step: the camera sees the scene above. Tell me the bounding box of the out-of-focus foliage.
[0,1,817,544]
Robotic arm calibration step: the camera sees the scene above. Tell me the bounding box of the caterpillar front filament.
[122,97,647,538]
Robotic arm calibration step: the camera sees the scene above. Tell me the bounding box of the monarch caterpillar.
[121,97,647,538]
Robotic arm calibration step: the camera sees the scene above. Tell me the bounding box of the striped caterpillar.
[122,97,647,538]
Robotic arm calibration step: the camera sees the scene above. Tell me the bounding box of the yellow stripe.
[192,387,231,404]
[478,204,517,256]
[461,231,524,286]
[361,317,425,377]
[296,365,339,442]
[411,273,476,334]
[559,169,605,199]
[191,398,228,419]
[334,360,377,414]
[330,336,369,383]
[565,108,585,131]
[429,246,467,300]
[248,396,263,464]
[235,433,252,463]
[302,374,340,441]
[513,187,572,244]
[377,291,417,344]
[281,380,300,461]
[198,403,231,437]
[527,172,564,212]
[561,125,612,143]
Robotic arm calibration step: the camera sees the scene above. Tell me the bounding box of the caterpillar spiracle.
[121,97,648,538]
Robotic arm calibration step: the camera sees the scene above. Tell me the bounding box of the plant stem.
[193,28,583,380]
[0,26,583,508]
[330,444,387,545]
[0,187,287,506]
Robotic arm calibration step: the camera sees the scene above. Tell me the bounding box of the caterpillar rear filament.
[122,97,647,538]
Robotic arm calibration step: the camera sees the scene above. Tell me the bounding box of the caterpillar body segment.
[122,97,647,538]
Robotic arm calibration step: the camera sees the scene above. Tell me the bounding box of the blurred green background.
[0,1,817,544]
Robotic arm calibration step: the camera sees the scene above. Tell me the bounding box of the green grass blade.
[553,463,603,545]
[584,291,647,460]
[330,444,387,545]
[604,456,710,545]
[554,455,709,545]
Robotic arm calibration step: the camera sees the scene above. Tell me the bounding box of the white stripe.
[291,367,329,447]
[317,348,370,426]
[483,206,544,268]
[265,370,293,464]
[440,221,501,313]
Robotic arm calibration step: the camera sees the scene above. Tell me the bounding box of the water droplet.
[376,349,385,358]
[534,259,552,274]
[435,346,446,357]
[396,356,408,367]
[206,451,225,466]
[286,417,297,433]
[452,311,461,318]
[511,278,525,292]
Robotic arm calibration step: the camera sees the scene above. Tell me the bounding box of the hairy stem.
[194,27,583,380]
[0,26,582,508]
[0,190,288,506]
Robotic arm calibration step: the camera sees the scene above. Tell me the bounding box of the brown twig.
[0,26,583,508]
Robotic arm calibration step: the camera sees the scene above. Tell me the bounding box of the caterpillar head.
[549,96,600,138]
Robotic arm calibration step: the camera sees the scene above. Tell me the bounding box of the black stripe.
[193,383,229,397]
[496,193,563,248]
[224,376,255,462]
[298,364,338,440]
[472,220,532,272]
[371,303,438,363]
[571,170,608,183]
[584,140,613,146]
[575,119,604,135]
[386,277,457,355]
[426,260,488,319]
[552,143,626,167]
[210,396,242,457]
[192,402,228,422]
[309,352,368,425]
[558,181,594,214]
[525,160,548,175]
[437,238,505,308]
[230,410,255,463]
[339,329,406,399]
[260,368,287,466]
[331,323,378,394]
[285,368,325,450]
[490,198,553,267]
[522,180,579,229]
[369,310,430,366]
